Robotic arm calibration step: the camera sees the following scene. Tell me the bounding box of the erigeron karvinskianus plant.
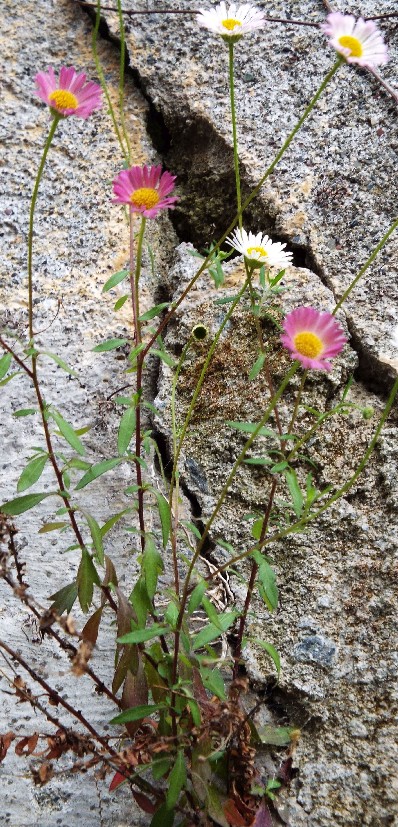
[1,5,398,827]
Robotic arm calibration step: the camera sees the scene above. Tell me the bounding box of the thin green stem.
[287,370,307,435]
[228,41,242,227]
[28,115,60,340]
[333,217,398,315]
[116,0,131,161]
[130,215,146,551]
[169,339,192,595]
[93,0,129,162]
[143,58,342,360]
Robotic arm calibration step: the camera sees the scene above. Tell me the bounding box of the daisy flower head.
[281,307,347,371]
[197,2,266,42]
[34,66,102,118]
[226,227,293,270]
[112,165,178,219]
[321,12,388,68]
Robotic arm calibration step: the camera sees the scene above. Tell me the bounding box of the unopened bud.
[191,324,208,341]
[362,406,374,420]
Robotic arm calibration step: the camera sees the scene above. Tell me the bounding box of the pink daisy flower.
[321,12,388,68]
[34,66,102,118]
[112,165,178,218]
[281,307,347,371]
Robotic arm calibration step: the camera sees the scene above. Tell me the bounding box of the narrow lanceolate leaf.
[110,703,165,725]
[0,370,20,386]
[249,352,266,381]
[117,624,169,645]
[50,410,85,456]
[42,351,77,376]
[75,457,123,490]
[82,511,104,566]
[256,560,278,613]
[77,548,100,613]
[92,337,127,352]
[192,611,238,651]
[0,492,52,516]
[102,269,129,292]
[0,352,12,381]
[187,580,207,616]
[251,639,281,677]
[143,536,164,600]
[150,802,175,827]
[17,455,48,493]
[284,468,304,517]
[38,521,69,534]
[114,295,129,311]
[117,406,136,455]
[13,408,37,418]
[149,348,175,369]
[138,302,170,322]
[166,751,186,811]
[154,491,171,548]
[49,581,78,615]
[82,607,103,645]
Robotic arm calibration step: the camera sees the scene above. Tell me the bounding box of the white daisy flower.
[226,227,293,269]
[321,12,388,68]
[197,2,266,41]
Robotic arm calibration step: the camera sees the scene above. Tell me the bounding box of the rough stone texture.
[0,1,176,824]
[1,1,398,827]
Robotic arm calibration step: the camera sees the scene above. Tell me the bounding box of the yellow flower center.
[130,187,160,210]
[48,89,78,110]
[247,245,268,258]
[222,18,241,31]
[338,35,363,58]
[294,331,323,359]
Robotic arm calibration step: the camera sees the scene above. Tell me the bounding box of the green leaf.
[110,704,165,725]
[75,457,123,490]
[13,408,37,418]
[143,536,164,600]
[129,577,151,628]
[0,352,12,380]
[149,348,175,368]
[0,370,20,386]
[187,580,207,615]
[38,521,69,534]
[202,596,224,630]
[256,560,278,613]
[1,492,52,515]
[117,406,136,455]
[166,751,186,811]
[192,611,237,651]
[77,548,100,613]
[83,511,104,565]
[139,302,170,322]
[154,492,171,548]
[251,640,280,677]
[42,351,77,376]
[92,337,128,352]
[201,668,226,700]
[150,803,175,827]
[50,410,85,456]
[102,269,129,292]
[284,468,303,517]
[118,624,169,645]
[249,352,266,381]
[114,294,129,311]
[17,455,48,493]
[257,725,296,746]
[227,421,276,438]
[244,457,272,466]
[49,581,78,615]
